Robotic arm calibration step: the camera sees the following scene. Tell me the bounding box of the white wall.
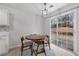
[0,4,44,48]
[43,17,51,35]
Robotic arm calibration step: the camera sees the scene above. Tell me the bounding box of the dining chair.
[44,35,50,49]
[33,39,46,56]
[20,36,33,56]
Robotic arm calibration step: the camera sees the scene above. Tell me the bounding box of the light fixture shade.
[42,3,48,16]
[42,9,48,15]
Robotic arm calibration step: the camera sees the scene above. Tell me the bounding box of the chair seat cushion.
[23,40,33,46]
[44,41,48,44]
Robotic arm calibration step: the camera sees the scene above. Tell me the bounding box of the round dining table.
[25,34,45,41]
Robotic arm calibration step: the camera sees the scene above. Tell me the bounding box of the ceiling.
[35,3,68,14]
[0,3,68,15]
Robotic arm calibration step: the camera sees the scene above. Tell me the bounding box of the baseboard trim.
[8,44,21,52]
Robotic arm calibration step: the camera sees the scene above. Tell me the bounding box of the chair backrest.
[45,35,49,43]
[45,35,49,39]
[34,39,44,44]
[21,36,24,45]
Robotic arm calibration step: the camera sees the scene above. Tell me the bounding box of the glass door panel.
[51,13,74,51]
[51,18,57,45]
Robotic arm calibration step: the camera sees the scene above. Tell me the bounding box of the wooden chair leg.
[43,44,46,56]
[48,40,51,49]
[35,44,39,56]
[48,43,51,49]
[21,46,23,56]
[30,45,33,56]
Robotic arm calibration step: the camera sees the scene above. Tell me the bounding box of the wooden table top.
[25,34,45,40]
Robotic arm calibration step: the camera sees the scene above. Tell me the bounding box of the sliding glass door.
[51,12,74,51]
